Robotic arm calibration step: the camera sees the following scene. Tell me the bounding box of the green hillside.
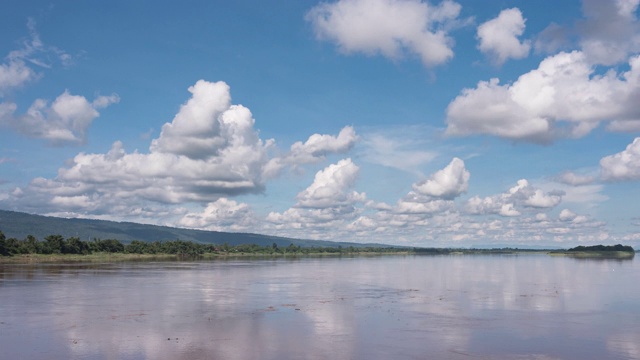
[0,210,380,248]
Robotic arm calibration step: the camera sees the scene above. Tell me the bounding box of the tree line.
[568,244,635,253]
[0,231,409,257]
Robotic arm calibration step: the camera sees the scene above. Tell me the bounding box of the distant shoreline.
[2,248,635,264]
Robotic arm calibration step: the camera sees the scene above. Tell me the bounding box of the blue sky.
[1,0,640,248]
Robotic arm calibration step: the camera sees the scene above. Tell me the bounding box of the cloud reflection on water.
[0,255,639,359]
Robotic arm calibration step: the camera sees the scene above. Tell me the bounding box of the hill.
[0,210,381,248]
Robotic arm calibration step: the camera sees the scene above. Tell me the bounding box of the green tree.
[21,235,39,254]
[0,231,8,256]
[63,237,90,254]
[125,240,149,254]
[44,235,65,254]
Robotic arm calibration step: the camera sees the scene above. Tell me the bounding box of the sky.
[1,0,640,248]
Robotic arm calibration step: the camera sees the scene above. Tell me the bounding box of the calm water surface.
[1,255,639,360]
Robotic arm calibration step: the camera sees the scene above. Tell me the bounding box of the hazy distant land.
[0,210,635,263]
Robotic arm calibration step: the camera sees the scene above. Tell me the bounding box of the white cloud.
[499,203,520,217]
[446,51,640,142]
[465,179,563,217]
[395,195,454,215]
[600,137,640,181]
[0,58,37,96]
[0,91,119,145]
[263,126,358,178]
[306,0,462,67]
[0,19,110,145]
[290,126,357,159]
[578,0,640,65]
[477,8,531,65]
[524,188,562,208]
[559,209,577,221]
[266,158,366,232]
[150,80,240,159]
[296,158,364,208]
[0,18,73,96]
[365,158,465,229]
[2,80,276,217]
[412,157,469,199]
[177,198,257,232]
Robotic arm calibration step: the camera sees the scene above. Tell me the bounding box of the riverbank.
[0,251,420,264]
[3,248,636,264]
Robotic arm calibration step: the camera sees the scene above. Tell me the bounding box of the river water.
[1,254,639,360]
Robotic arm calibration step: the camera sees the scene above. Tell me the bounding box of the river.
[1,254,639,359]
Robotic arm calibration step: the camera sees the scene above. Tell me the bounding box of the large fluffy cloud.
[306,0,462,67]
[600,137,640,181]
[446,51,640,142]
[150,80,235,159]
[4,80,275,217]
[477,8,531,65]
[295,158,364,208]
[412,157,469,199]
[266,158,366,233]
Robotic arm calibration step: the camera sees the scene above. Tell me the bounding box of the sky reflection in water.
[1,255,639,360]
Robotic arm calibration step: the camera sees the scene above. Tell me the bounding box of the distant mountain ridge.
[0,210,382,248]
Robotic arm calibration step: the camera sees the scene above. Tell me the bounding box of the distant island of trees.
[567,244,635,253]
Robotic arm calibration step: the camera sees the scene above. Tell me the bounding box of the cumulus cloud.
[366,158,467,229]
[600,137,640,181]
[465,179,563,217]
[0,56,36,96]
[266,158,366,231]
[177,198,257,232]
[290,126,357,159]
[0,91,119,145]
[578,0,640,65]
[150,81,235,159]
[446,51,640,142]
[263,126,358,178]
[0,19,113,145]
[306,0,462,67]
[477,8,531,65]
[412,157,469,199]
[296,158,364,208]
[2,80,275,217]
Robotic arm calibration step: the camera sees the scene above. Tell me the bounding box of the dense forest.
[0,231,408,257]
[2,230,635,259]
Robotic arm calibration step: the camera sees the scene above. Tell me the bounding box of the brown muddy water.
[1,255,639,360]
